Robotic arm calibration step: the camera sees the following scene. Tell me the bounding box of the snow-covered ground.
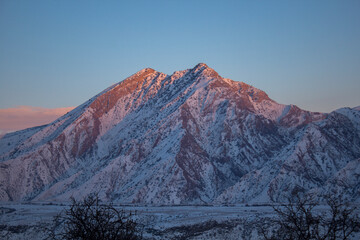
[1,202,360,239]
[0,202,275,239]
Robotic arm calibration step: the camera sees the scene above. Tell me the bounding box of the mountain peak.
[136,67,156,75]
[192,63,211,72]
[122,67,158,85]
[194,63,209,68]
[190,63,221,80]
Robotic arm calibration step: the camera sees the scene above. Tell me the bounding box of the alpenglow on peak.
[0,63,358,205]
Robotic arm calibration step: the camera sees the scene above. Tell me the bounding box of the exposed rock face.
[0,63,359,204]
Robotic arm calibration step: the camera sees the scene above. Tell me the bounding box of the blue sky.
[0,0,359,113]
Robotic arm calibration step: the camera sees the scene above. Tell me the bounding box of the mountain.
[0,63,359,204]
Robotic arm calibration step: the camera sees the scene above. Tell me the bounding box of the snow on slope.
[0,63,359,204]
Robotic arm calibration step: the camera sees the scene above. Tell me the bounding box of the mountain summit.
[0,64,359,204]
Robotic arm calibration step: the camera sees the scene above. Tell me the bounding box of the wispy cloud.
[0,106,75,134]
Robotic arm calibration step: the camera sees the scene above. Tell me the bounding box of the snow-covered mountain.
[1,63,359,204]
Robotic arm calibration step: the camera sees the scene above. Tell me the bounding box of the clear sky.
[0,0,359,113]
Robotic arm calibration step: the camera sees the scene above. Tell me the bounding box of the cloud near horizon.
[0,106,75,135]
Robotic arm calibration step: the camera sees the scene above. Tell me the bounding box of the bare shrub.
[260,194,360,240]
[47,194,141,240]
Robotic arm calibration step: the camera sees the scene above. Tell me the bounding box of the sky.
[0,106,74,134]
[0,0,360,132]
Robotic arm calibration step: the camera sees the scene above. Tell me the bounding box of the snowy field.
[1,202,359,239]
[0,202,275,239]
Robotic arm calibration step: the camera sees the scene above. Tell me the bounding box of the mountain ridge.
[0,63,358,204]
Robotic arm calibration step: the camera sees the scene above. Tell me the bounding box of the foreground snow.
[0,202,272,240]
[1,202,359,240]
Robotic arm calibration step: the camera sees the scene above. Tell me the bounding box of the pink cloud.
[0,106,75,134]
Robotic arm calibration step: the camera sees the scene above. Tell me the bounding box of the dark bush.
[260,194,360,240]
[48,194,141,240]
